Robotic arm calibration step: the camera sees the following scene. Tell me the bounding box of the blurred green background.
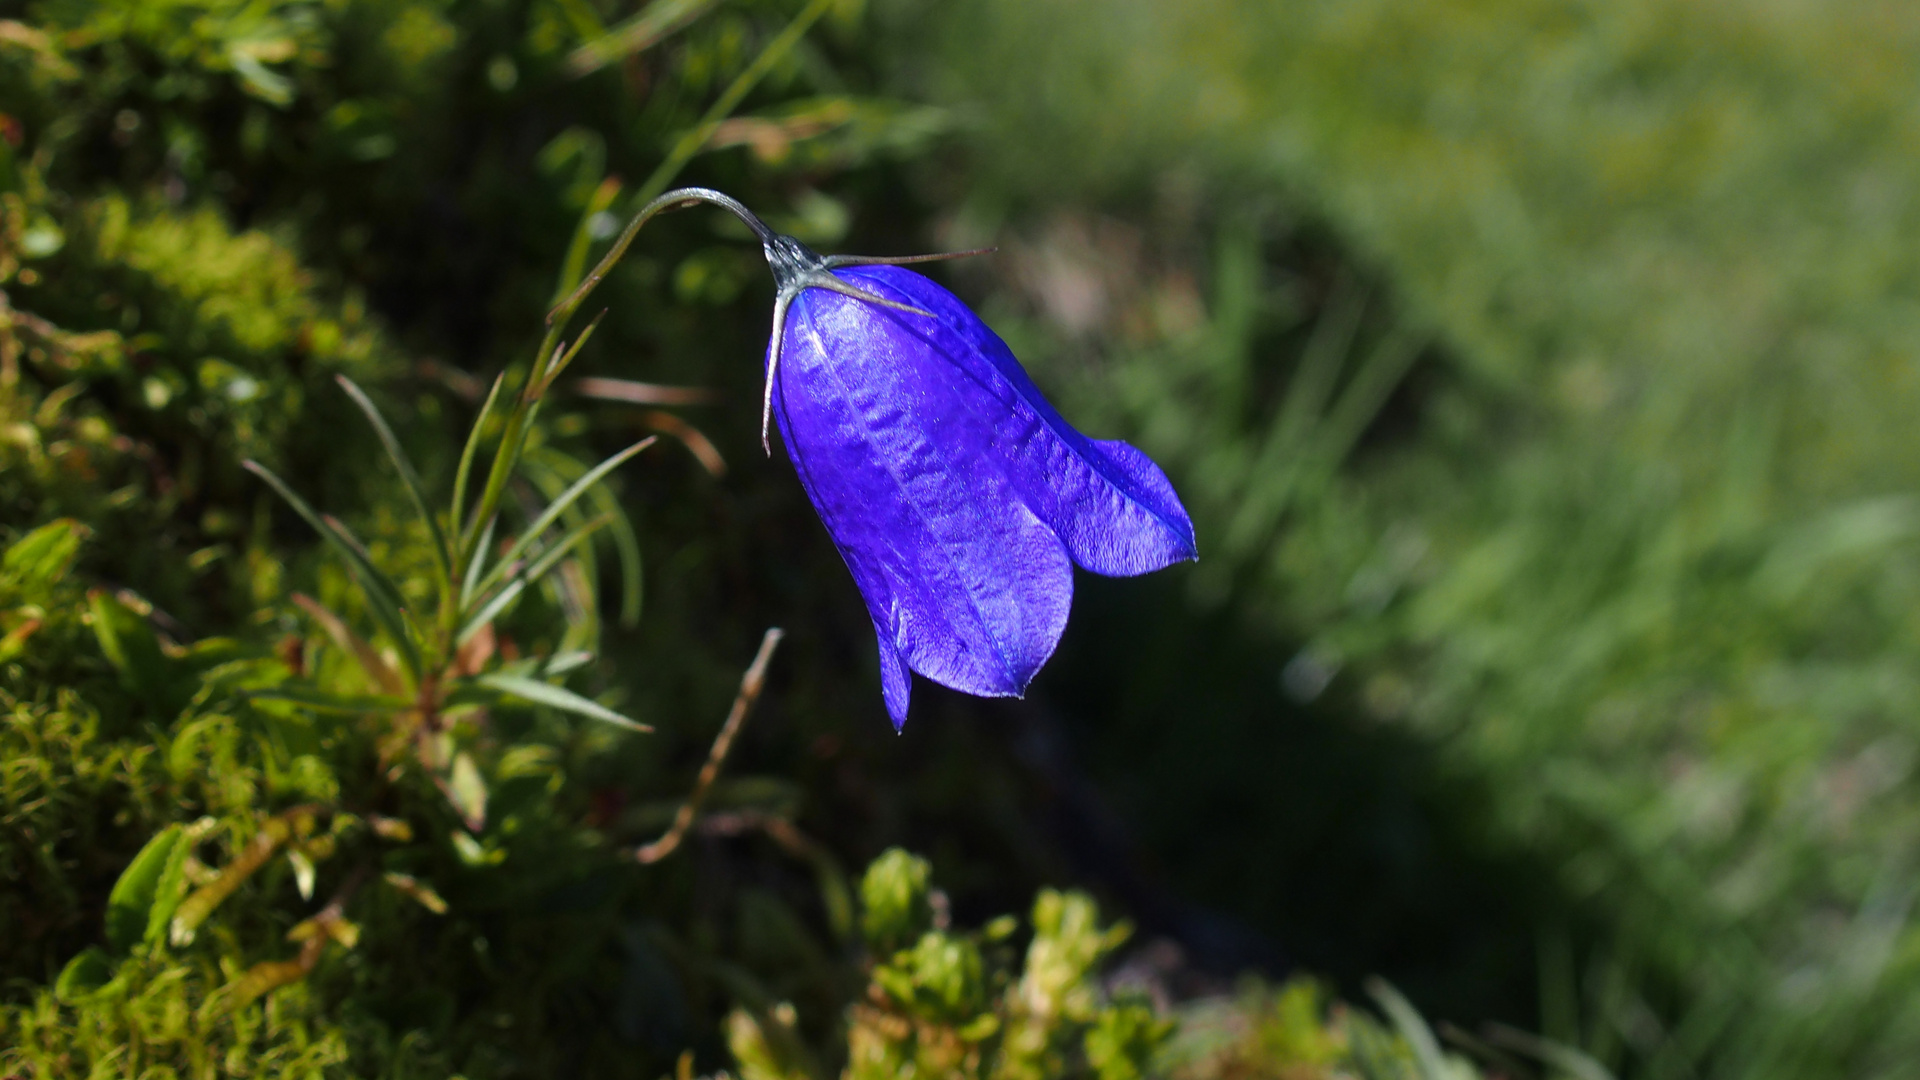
[5,0,1920,1077]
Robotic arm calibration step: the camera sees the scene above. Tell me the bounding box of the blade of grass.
[244,687,414,714]
[456,580,525,649]
[290,593,404,696]
[535,309,609,396]
[463,397,544,563]
[468,438,655,607]
[454,466,610,648]
[244,461,422,682]
[1367,978,1452,1080]
[1222,277,1368,557]
[1315,326,1424,473]
[514,461,607,648]
[1483,1025,1619,1080]
[475,672,650,732]
[511,456,606,643]
[565,0,717,76]
[461,514,498,612]
[585,461,644,625]
[521,511,615,587]
[451,371,507,541]
[336,376,452,584]
[527,445,644,624]
[629,0,837,206]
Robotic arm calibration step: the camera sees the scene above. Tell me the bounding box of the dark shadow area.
[1031,568,1594,1029]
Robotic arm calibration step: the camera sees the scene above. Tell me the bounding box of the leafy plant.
[726,847,1171,1080]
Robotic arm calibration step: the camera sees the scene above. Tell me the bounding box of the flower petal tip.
[879,638,912,731]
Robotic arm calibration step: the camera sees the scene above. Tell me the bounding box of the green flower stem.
[444,0,833,661]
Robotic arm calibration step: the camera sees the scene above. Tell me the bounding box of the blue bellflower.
[662,190,1198,729]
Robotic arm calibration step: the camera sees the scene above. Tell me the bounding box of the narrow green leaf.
[536,308,608,395]
[106,826,185,954]
[1366,978,1452,1080]
[628,0,837,206]
[1317,326,1424,475]
[550,163,618,304]
[461,513,498,612]
[565,0,717,75]
[471,439,654,603]
[2,517,83,586]
[475,672,650,732]
[603,489,644,627]
[535,444,644,626]
[336,376,452,583]
[521,512,613,586]
[493,456,609,647]
[244,686,413,715]
[544,649,594,676]
[1482,1025,1619,1080]
[455,579,524,648]
[1221,273,1365,557]
[451,372,506,541]
[243,460,423,681]
[464,396,544,566]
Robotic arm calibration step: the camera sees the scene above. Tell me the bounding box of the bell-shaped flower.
[645,190,1197,729]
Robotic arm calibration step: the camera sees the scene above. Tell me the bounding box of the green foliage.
[728,850,1173,1080]
[0,0,953,1074]
[12,0,1855,1075]
[10,958,357,1080]
[913,0,1920,1075]
[857,846,933,956]
[722,853,1547,1080]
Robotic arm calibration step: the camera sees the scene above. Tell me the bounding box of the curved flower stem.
[548,187,774,330]
[445,190,768,655]
[636,627,784,864]
[453,0,842,615]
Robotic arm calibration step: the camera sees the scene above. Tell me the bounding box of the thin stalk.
[548,187,773,331]
[636,628,783,863]
[448,0,830,654]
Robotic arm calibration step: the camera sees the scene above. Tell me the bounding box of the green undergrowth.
[910,0,1920,1076]
[1,0,1658,1076]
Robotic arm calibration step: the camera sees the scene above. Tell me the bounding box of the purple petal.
[830,266,1197,575]
[771,265,1195,728]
